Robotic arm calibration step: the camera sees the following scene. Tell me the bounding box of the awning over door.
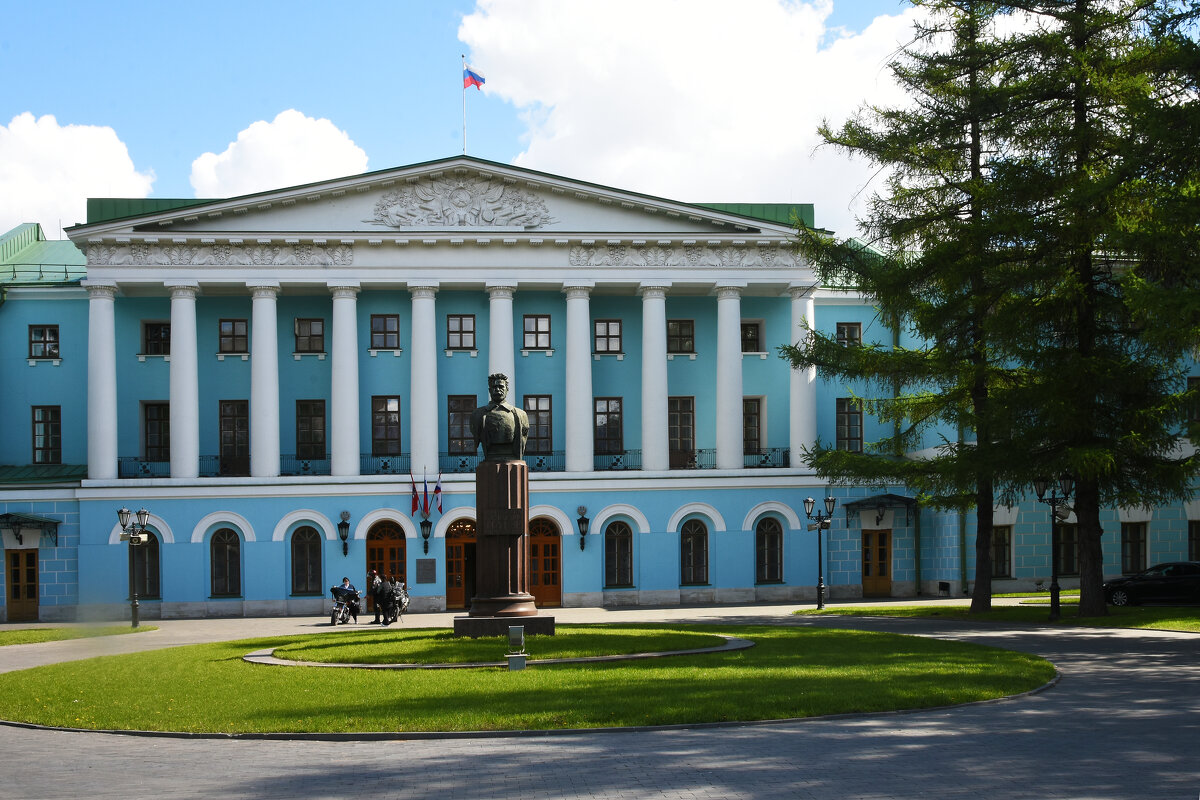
[843,494,917,527]
[0,513,60,547]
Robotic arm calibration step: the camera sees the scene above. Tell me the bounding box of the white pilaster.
[486,284,516,399]
[715,283,746,470]
[84,281,118,480]
[409,284,440,477]
[166,281,200,479]
[640,284,670,472]
[789,284,818,463]
[249,283,281,478]
[330,283,361,476]
[564,283,595,472]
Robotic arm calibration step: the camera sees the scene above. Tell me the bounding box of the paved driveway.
[0,605,1196,799]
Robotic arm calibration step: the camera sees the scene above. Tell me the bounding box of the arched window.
[756,517,783,583]
[211,528,241,597]
[129,533,160,600]
[681,519,708,585]
[291,526,322,595]
[604,520,633,587]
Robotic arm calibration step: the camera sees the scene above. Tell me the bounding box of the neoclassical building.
[1,156,1197,621]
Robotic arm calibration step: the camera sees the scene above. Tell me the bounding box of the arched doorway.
[367,521,407,611]
[529,517,561,607]
[445,518,476,609]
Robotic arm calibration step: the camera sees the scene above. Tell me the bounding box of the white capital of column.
[789,285,818,464]
[409,285,440,477]
[640,284,670,471]
[487,284,517,401]
[715,284,745,470]
[167,282,200,479]
[564,284,594,472]
[84,282,118,480]
[249,283,281,478]
[330,284,361,476]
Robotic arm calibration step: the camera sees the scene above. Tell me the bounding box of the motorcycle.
[330,586,360,625]
[380,583,410,626]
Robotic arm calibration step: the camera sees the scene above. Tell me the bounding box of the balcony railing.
[594,449,641,471]
[525,450,565,472]
[745,447,790,468]
[361,453,411,475]
[280,454,331,476]
[117,457,169,478]
[440,453,481,474]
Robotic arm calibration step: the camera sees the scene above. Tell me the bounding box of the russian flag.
[434,474,443,513]
[410,475,419,515]
[464,65,485,90]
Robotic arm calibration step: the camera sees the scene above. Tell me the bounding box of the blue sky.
[0,0,917,238]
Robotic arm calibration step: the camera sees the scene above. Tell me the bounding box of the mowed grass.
[0,624,1053,734]
[0,626,156,646]
[801,604,1200,632]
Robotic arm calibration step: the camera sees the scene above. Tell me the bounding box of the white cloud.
[0,112,155,236]
[460,0,924,238]
[190,110,369,198]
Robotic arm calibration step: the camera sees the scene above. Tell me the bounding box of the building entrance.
[6,549,38,622]
[445,519,476,609]
[366,521,406,612]
[862,530,892,597]
[529,517,561,607]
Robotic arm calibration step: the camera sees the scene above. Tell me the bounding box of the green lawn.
[801,604,1200,632]
[0,626,156,646]
[0,624,1053,733]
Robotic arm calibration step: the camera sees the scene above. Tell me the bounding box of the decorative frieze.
[366,173,556,229]
[569,243,795,268]
[87,242,354,266]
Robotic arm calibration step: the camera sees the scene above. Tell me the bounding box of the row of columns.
[82,279,817,481]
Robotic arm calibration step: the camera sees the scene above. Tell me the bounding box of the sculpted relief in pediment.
[365,174,556,229]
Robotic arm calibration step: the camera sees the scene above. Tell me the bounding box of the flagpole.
[461,54,467,154]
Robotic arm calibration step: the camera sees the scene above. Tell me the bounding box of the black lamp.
[1033,474,1074,621]
[338,511,351,556]
[803,495,837,610]
[420,517,433,554]
[577,506,590,550]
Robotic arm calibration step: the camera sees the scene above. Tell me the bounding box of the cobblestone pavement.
[0,604,1197,800]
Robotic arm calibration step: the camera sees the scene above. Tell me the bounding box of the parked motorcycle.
[330,586,360,625]
[381,582,410,626]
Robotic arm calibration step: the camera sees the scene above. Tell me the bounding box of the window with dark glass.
[743,398,762,455]
[291,526,322,595]
[211,528,241,597]
[524,395,552,454]
[668,396,695,469]
[219,400,249,476]
[593,320,622,353]
[447,314,475,350]
[29,325,59,359]
[296,400,326,459]
[448,395,477,454]
[991,525,1012,578]
[523,315,551,350]
[143,322,170,355]
[294,319,324,353]
[130,533,160,599]
[371,396,401,455]
[32,406,61,465]
[836,322,862,347]
[667,320,694,354]
[1121,522,1147,574]
[594,397,623,454]
[681,519,708,585]
[218,319,248,353]
[836,398,863,452]
[1055,524,1079,576]
[371,314,400,349]
[756,517,783,583]
[144,403,170,462]
[604,520,633,587]
[740,322,762,353]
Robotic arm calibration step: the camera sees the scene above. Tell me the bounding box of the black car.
[1104,562,1200,606]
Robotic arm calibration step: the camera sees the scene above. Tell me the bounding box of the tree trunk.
[1074,477,1108,617]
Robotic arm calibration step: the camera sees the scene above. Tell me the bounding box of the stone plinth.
[453,614,556,638]
[471,460,537,618]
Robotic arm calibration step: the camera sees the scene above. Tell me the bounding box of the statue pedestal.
[453,614,556,638]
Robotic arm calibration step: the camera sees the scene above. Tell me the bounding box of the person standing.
[367,569,382,623]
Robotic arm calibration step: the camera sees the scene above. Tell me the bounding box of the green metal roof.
[0,224,87,285]
[86,197,216,225]
[0,464,88,484]
[698,203,815,230]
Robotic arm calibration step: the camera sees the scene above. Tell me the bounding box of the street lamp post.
[116,507,150,629]
[803,496,837,610]
[1034,475,1075,622]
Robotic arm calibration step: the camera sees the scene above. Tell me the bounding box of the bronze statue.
[470,373,529,462]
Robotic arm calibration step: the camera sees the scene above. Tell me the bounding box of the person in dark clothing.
[367,569,382,623]
[378,575,395,626]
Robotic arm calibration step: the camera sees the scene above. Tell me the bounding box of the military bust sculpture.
[470,373,529,462]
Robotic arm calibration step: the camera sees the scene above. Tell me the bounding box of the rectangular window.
[294,319,324,353]
[447,395,476,454]
[447,315,475,350]
[594,397,623,454]
[594,320,622,354]
[836,398,863,452]
[1055,524,1079,576]
[29,325,60,359]
[524,395,552,454]
[219,400,249,476]
[371,396,402,456]
[218,319,248,354]
[296,400,326,459]
[991,525,1012,578]
[1121,522,1147,574]
[31,406,61,464]
[740,321,762,353]
[836,322,862,347]
[1190,521,1200,561]
[743,398,762,455]
[523,315,551,350]
[143,322,170,355]
[370,314,400,350]
[667,320,694,354]
[668,396,695,468]
[144,402,170,462]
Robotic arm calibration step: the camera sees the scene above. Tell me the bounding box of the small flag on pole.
[434,474,443,513]
[410,475,419,515]
[463,65,486,89]
[422,473,430,517]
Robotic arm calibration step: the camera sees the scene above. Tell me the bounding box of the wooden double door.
[366,522,406,612]
[6,550,38,622]
[862,530,892,597]
[443,518,562,609]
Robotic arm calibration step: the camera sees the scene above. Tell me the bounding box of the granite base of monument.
[453,614,556,638]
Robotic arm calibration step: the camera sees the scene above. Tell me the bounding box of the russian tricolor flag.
[464,65,486,90]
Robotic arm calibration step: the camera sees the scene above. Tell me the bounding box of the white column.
[715,283,746,470]
[789,285,818,463]
[640,283,670,471]
[166,281,200,479]
[249,283,281,478]
[409,284,440,477]
[486,284,516,399]
[330,283,361,476]
[84,281,118,480]
[564,283,595,472]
